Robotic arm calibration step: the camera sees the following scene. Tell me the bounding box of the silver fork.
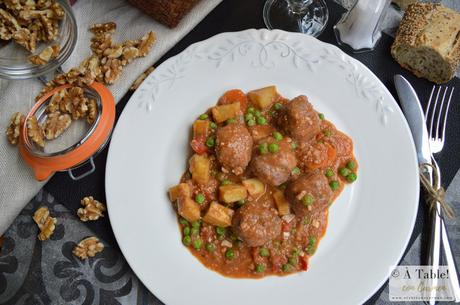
[425,85,460,303]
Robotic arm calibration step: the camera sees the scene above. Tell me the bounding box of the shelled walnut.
[86,98,98,125]
[43,112,71,140]
[32,207,57,241]
[77,196,106,222]
[73,236,104,259]
[6,112,24,145]
[28,44,60,65]
[27,115,45,148]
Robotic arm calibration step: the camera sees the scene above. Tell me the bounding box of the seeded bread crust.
[391,3,460,84]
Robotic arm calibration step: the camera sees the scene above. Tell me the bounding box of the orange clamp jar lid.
[19,82,115,181]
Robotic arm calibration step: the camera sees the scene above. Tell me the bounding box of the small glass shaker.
[334,0,392,52]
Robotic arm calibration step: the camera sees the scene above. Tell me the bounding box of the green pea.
[301,194,314,207]
[199,114,208,120]
[255,264,265,273]
[329,180,339,190]
[205,137,215,148]
[247,107,255,114]
[183,226,191,236]
[182,235,191,246]
[292,167,301,175]
[226,118,237,124]
[191,220,201,229]
[179,217,189,226]
[268,143,280,153]
[247,119,256,127]
[273,131,283,141]
[254,110,262,117]
[221,179,231,186]
[325,168,334,177]
[288,257,298,266]
[259,143,268,155]
[323,130,332,137]
[195,193,205,204]
[291,142,297,149]
[347,160,356,170]
[339,167,351,177]
[282,264,291,272]
[309,236,316,247]
[225,249,234,259]
[237,199,245,206]
[274,102,283,110]
[245,113,254,121]
[210,122,217,129]
[259,247,269,257]
[205,242,216,252]
[216,226,226,235]
[191,227,200,236]
[347,172,357,183]
[193,238,203,250]
[318,113,325,120]
[230,233,238,241]
[257,116,267,125]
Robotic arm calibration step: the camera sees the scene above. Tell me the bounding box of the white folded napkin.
[0,0,222,235]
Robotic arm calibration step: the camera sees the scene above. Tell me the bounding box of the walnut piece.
[32,207,56,241]
[27,115,45,148]
[86,98,97,125]
[77,196,106,222]
[43,112,71,140]
[136,31,156,57]
[28,44,60,65]
[6,112,24,145]
[89,22,116,35]
[58,86,89,120]
[130,66,155,91]
[73,236,104,259]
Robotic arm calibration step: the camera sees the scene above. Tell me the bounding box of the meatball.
[232,198,282,247]
[285,172,333,218]
[277,95,320,142]
[216,123,253,175]
[250,138,297,186]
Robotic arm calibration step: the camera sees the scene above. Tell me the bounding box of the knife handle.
[440,213,460,302]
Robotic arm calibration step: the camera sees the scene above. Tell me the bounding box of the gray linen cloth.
[0,0,222,235]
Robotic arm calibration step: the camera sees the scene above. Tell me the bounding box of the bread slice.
[391,3,460,84]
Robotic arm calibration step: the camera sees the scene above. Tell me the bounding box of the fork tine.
[425,85,436,119]
[428,86,442,139]
[440,87,455,142]
[435,87,449,140]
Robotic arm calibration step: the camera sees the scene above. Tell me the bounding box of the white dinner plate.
[105,29,419,305]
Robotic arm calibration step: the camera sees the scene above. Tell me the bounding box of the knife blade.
[394,75,431,164]
[394,75,442,304]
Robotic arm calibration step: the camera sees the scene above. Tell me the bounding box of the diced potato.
[247,86,278,109]
[193,120,210,138]
[203,201,234,227]
[189,154,210,185]
[242,178,265,197]
[219,184,247,203]
[211,102,240,123]
[178,196,201,222]
[168,183,190,202]
[273,189,291,216]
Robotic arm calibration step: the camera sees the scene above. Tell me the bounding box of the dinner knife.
[394,75,460,304]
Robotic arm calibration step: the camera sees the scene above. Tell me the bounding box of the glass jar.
[0,0,77,80]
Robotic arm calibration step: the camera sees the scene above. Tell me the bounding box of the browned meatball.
[278,95,320,142]
[216,123,253,175]
[285,172,333,218]
[250,138,297,186]
[232,198,282,247]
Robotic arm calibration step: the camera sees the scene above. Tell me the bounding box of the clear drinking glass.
[263,0,329,37]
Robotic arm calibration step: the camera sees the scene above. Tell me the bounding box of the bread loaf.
[392,0,417,11]
[391,3,460,84]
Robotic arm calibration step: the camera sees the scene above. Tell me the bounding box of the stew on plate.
[168,86,358,278]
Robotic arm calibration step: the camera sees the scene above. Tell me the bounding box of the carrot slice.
[218,89,248,112]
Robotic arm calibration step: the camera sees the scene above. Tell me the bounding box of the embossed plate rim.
[106,29,419,305]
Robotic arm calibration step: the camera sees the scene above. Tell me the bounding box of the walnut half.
[32,207,56,241]
[27,115,45,148]
[6,112,24,145]
[73,236,104,259]
[43,112,71,140]
[28,44,60,65]
[77,196,106,222]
